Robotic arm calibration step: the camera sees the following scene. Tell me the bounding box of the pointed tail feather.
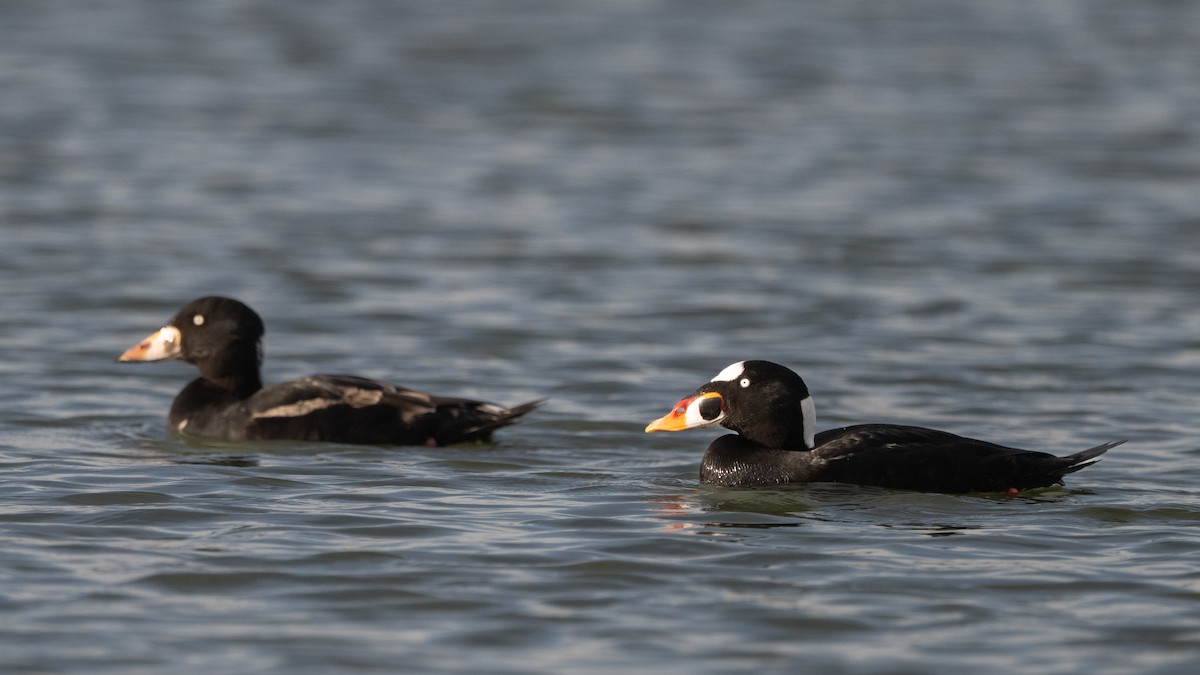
[463,398,546,435]
[492,398,546,427]
[1059,439,1125,475]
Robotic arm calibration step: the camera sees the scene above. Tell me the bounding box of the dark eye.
[698,396,723,421]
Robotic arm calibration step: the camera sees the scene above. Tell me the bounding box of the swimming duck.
[646,360,1121,493]
[117,296,539,445]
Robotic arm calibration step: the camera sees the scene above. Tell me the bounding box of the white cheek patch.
[710,361,746,383]
[800,396,816,448]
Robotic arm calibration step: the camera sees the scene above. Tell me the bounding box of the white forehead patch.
[710,361,746,383]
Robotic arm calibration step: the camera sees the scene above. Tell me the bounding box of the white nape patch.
[800,396,816,449]
[253,387,384,419]
[193,314,205,326]
[710,361,746,383]
[176,419,189,433]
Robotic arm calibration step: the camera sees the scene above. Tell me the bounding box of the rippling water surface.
[3,1,1200,672]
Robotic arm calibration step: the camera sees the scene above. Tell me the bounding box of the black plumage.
[118,296,539,445]
[647,360,1122,493]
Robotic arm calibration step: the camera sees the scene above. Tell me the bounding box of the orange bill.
[645,391,723,432]
[116,325,183,363]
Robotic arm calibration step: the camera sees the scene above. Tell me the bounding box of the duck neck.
[195,340,263,399]
[738,395,816,450]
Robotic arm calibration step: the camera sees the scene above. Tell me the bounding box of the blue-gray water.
[3,1,1200,672]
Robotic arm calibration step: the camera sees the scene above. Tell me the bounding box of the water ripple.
[4,0,1200,673]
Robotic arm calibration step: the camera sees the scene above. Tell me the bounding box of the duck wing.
[811,424,1122,493]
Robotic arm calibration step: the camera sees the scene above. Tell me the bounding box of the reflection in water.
[647,484,1080,538]
[173,455,260,468]
[882,523,979,538]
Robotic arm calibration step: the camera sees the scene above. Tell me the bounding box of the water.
[3,0,1200,672]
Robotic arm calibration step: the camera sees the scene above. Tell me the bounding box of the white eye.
[193,314,205,326]
[739,378,751,388]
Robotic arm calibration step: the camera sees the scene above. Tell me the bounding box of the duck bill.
[116,325,183,362]
[645,391,724,432]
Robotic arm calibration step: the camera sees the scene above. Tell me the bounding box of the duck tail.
[493,399,546,426]
[455,398,546,440]
[1059,439,1125,475]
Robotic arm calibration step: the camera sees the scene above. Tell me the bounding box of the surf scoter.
[645,360,1122,493]
[117,296,540,445]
